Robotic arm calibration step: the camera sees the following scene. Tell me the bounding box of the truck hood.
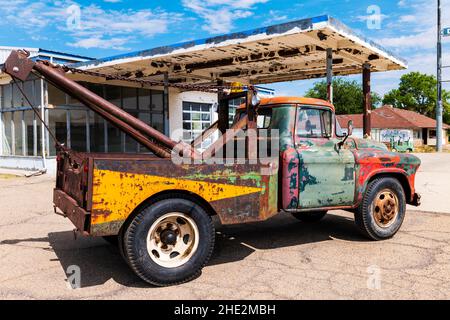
[351,138,421,173]
[352,138,388,151]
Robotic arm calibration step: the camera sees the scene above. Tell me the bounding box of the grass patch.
[414,146,438,153]
[0,173,20,179]
[413,145,450,153]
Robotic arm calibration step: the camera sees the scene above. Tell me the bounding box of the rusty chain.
[56,63,256,94]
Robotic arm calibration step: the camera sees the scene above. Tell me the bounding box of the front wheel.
[124,198,215,286]
[354,177,406,241]
[291,211,327,222]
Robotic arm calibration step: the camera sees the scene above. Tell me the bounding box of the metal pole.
[163,72,170,136]
[326,48,333,103]
[363,63,372,138]
[437,0,444,152]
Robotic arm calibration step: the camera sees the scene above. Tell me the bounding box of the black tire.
[124,198,215,286]
[291,211,327,222]
[102,235,118,246]
[354,177,406,241]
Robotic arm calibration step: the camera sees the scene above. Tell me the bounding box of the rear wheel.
[291,211,327,222]
[354,177,406,240]
[124,198,215,286]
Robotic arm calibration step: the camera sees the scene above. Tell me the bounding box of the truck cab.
[238,97,420,213]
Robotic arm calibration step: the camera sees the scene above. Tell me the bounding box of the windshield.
[296,107,332,138]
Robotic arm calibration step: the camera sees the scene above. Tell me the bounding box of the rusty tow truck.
[3,50,421,286]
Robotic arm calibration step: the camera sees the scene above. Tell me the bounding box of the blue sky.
[1,0,449,98]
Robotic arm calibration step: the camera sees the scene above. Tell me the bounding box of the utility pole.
[437,0,443,152]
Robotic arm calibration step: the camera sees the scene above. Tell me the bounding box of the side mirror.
[347,120,353,137]
[338,120,353,149]
[251,93,261,107]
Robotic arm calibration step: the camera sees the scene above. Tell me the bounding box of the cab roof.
[259,96,334,110]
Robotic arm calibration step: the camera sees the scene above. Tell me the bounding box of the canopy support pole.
[326,48,333,103]
[363,63,372,138]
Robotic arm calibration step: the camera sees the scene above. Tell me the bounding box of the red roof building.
[337,105,450,146]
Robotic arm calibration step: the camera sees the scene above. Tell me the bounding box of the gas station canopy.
[72,15,407,85]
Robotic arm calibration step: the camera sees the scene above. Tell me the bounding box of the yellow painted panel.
[91,169,262,225]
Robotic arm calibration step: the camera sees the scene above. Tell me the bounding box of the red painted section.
[281,147,300,209]
[352,149,420,204]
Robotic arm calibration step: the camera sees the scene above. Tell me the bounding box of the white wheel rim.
[146,212,199,268]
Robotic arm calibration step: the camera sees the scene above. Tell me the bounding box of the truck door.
[295,106,356,209]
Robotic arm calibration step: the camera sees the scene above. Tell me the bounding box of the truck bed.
[54,150,279,236]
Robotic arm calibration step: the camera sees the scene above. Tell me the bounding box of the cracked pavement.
[0,154,450,300]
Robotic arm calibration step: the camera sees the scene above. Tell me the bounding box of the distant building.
[337,105,450,146]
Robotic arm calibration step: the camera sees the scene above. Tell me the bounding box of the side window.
[233,108,272,129]
[256,109,272,129]
[296,107,332,138]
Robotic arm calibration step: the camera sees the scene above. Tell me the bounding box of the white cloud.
[266,10,288,23]
[68,37,130,50]
[377,0,448,50]
[182,0,268,34]
[0,0,182,50]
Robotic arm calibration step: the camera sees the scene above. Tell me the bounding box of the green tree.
[305,78,382,115]
[382,72,450,123]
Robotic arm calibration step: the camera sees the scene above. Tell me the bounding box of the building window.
[429,130,437,139]
[182,101,213,148]
[229,98,242,125]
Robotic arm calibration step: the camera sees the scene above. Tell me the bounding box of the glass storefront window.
[2,85,13,109]
[2,113,12,155]
[1,81,166,157]
[70,110,87,152]
[90,111,105,152]
[24,110,35,156]
[23,81,36,107]
[13,111,23,155]
[138,112,151,153]
[84,82,104,97]
[125,110,139,153]
[48,109,67,156]
[107,123,122,152]
[138,89,151,111]
[48,84,66,106]
[105,85,121,108]
[152,91,163,112]
[12,83,24,107]
[123,87,137,110]
[36,116,42,156]
[151,113,164,133]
